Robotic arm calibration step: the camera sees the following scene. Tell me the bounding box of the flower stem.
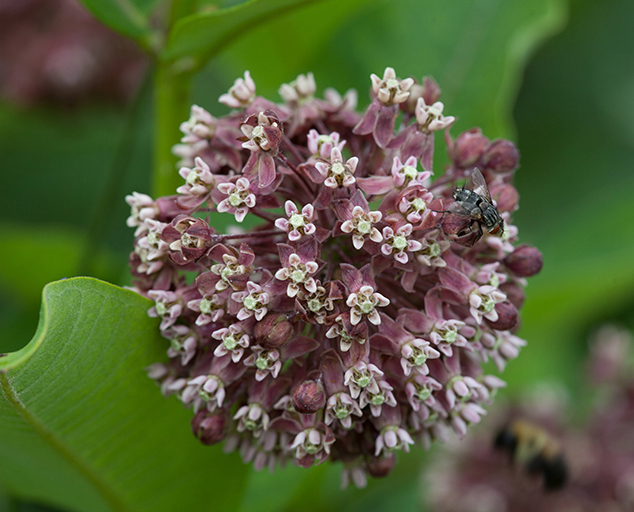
[152,62,193,198]
[218,229,281,241]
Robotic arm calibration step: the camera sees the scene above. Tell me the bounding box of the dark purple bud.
[191,410,227,445]
[254,314,294,348]
[452,128,489,168]
[482,139,519,173]
[291,380,326,414]
[499,283,525,309]
[366,453,396,478]
[504,245,543,277]
[485,301,518,331]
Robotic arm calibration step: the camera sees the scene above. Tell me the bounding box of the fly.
[442,168,504,244]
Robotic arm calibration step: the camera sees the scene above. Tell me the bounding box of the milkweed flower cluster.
[127,67,542,486]
[426,325,634,512]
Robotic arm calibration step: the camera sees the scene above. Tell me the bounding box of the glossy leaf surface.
[0,278,248,512]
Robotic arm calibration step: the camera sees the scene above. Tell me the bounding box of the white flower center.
[412,198,427,211]
[223,333,238,350]
[147,231,162,248]
[403,165,418,180]
[155,301,168,316]
[357,220,371,235]
[331,162,346,175]
[290,268,307,283]
[392,235,408,251]
[199,297,213,314]
[385,78,399,90]
[243,293,260,311]
[289,213,305,229]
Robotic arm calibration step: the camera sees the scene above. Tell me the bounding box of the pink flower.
[391,156,430,188]
[274,201,316,241]
[371,67,414,105]
[216,177,256,222]
[415,97,455,131]
[279,72,316,104]
[179,105,216,143]
[125,192,158,236]
[307,129,345,159]
[231,281,270,321]
[177,156,216,198]
[274,251,319,298]
[314,147,358,188]
[340,200,383,250]
[147,290,182,330]
[219,70,256,108]
[469,285,507,324]
[212,323,250,363]
[381,223,423,264]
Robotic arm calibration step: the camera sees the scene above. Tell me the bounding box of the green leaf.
[503,0,634,395]
[208,0,567,140]
[163,0,331,68]
[0,278,248,512]
[75,0,160,45]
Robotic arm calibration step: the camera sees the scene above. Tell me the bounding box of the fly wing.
[445,200,479,218]
[470,168,492,202]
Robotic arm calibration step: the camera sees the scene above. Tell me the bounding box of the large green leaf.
[75,0,160,44]
[163,0,332,68]
[0,278,248,512]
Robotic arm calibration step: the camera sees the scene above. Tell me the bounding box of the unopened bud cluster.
[127,67,542,486]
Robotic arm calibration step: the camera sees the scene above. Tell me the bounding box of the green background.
[1,0,633,509]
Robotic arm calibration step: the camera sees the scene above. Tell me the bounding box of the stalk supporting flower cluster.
[127,67,542,486]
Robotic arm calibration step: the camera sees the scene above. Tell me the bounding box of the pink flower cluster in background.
[427,325,634,511]
[127,67,542,486]
[0,0,146,106]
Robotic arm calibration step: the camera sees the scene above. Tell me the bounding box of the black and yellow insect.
[494,419,568,491]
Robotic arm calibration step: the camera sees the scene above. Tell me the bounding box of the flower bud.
[490,183,519,213]
[421,76,441,106]
[254,314,294,348]
[452,128,489,168]
[504,245,543,277]
[499,283,525,309]
[402,82,424,114]
[292,380,326,414]
[482,139,519,173]
[297,454,316,468]
[156,195,186,222]
[485,301,518,331]
[366,453,396,478]
[191,410,227,445]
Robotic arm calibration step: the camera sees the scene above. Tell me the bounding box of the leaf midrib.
[0,373,130,512]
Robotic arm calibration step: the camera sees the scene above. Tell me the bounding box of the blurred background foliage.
[1,0,633,509]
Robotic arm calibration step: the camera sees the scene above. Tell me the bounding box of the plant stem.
[152,62,193,198]
[151,0,200,198]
